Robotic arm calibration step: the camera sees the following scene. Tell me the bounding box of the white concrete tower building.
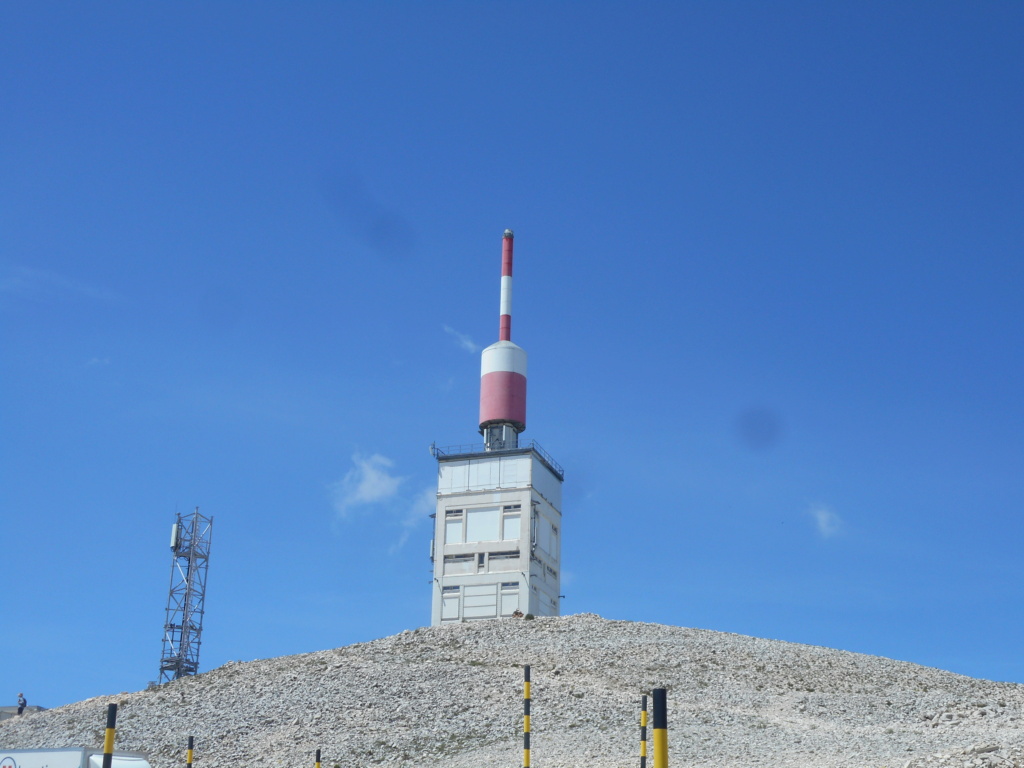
[430,230,564,625]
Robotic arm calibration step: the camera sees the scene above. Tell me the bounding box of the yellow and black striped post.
[315,748,321,768]
[652,688,667,768]
[639,694,648,768]
[523,665,531,768]
[186,736,194,768]
[101,703,118,768]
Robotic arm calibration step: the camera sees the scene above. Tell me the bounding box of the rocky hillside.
[3,615,1024,768]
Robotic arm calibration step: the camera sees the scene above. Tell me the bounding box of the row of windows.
[442,503,561,555]
[440,554,560,582]
[442,581,518,593]
[443,550,520,575]
[526,562,559,583]
[440,582,520,621]
[445,504,521,544]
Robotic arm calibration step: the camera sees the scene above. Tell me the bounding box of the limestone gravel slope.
[3,614,1024,768]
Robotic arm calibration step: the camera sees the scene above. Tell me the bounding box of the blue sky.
[2,3,1022,708]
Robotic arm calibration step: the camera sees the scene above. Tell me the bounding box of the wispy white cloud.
[331,454,405,518]
[444,325,480,353]
[329,456,434,552]
[808,504,843,538]
[86,357,111,367]
[0,266,117,302]
[390,486,436,553]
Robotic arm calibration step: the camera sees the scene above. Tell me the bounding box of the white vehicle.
[0,750,151,768]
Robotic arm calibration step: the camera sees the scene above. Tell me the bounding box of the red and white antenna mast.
[479,229,527,450]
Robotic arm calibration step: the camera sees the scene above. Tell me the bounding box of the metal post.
[523,665,531,768]
[315,749,321,768]
[101,703,118,768]
[639,694,648,768]
[186,736,194,768]
[652,688,667,768]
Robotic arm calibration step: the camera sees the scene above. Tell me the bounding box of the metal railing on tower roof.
[431,439,564,480]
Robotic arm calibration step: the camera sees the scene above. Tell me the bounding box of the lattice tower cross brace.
[158,507,213,684]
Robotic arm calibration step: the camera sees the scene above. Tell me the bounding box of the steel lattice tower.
[158,507,213,684]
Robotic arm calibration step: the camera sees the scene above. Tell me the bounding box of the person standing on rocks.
[17,693,27,715]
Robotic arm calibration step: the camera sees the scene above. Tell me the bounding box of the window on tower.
[445,510,464,544]
[443,554,474,575]
[465,506,500,542]
[502,513,521,541]
[499,582,520,616]
[441,586,459,621]
[501,504,522,540]
[488,551,520,572]
[535,516,553,554]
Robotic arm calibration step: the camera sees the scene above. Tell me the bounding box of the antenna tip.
[503,229,514,239]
